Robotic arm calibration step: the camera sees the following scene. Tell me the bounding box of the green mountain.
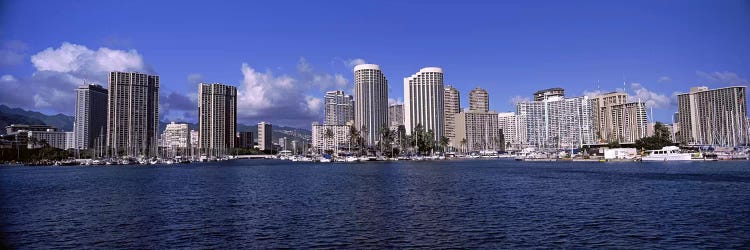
[0,105,75,132]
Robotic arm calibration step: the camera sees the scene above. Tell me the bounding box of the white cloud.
[630,83,673,109]
[1,74,17,82]
[696,71,749,85]
[0,42,150,114]
[297,57,350,91]
[31,42,146,75]
[657,76,672,83]
[510,95,530,104]
[305,96,323,112]
[389,97,403,106]
[347,58,367,68]
[583,89,607,98]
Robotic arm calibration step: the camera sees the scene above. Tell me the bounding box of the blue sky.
[1,0,749,128]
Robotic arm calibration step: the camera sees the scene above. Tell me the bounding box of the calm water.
[1,159,750,248]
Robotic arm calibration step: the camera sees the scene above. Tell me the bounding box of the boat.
[345,156,359,162]
[642,146,692,161]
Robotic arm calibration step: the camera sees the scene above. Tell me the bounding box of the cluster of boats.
[276,155,450,163]
[46,156,234,166]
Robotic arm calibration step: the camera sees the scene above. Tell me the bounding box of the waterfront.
[1,160,749,248]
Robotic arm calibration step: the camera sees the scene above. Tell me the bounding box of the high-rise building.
[533,88,565,101]
[190,130,199,151]
[311,122,350,153]
[236,131,253,149]
[161,122,190,148]
[591,92,648,144]
[324,90,354,125]
[388,104,404,129]
[677,86,748,146]
[354,64,388,146]
[404,67,444,141]
[516,89,595,149]
[279,137,288,151]
[444,85,461,144]
[258,121,273,151]
[498,112,526,150]
[452,110,500,152]
[74,84,108,150]
[198,83,237,156]
[106,71,159,157]
[646,122,674,141]
[469,87,489,112]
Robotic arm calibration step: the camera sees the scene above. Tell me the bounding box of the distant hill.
[0,105,75,132]
[1,105,311,143]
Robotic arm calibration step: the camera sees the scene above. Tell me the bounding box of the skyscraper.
[388,104,404,129]
[74,84,108,150]
[469,87,489,112]
[533,88,565,101]
[161,122,191,156]
[404,67,445,141]
[452,110,500,152]
[236,131,253,149]
[324,90,354,125]
[106,71,159,157]
[354,64,388,146]
[258,121,272,151]
[444,85,461,144]
[591,92,648,144]
[498,112,526,150]
[198,83,237,156]
[677,86,748,146]
[516,88,595,149]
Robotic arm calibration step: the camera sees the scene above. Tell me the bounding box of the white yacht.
[642,146,692,161]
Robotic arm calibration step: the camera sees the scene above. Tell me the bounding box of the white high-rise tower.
[354,64,388,146]
[404,67,445,141]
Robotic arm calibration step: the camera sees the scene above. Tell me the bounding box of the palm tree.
[348,125,359,156]
[324,128,334,155]
[360,125,369,155]
[379,125,393,157]
[439,136,449,153]
[460,138,467,153]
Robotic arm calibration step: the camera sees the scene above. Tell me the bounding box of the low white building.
[311,122,351,153]
[604,148,638,160]
[28,130,74,149]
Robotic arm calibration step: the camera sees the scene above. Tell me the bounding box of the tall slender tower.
[74,84,108,150]
[444,85,460,143]
[469,87,489,112]
[258,121,273,151]
[198,83,237,157]
[404,67,445,141]
[354,64,388,146]
[106,72,159,157]
[324,90,354,125]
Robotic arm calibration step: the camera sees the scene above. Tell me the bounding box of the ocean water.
[1,159,749,248]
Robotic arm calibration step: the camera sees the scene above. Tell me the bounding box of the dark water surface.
[1,160,750,248]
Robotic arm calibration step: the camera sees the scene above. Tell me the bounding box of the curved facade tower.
[354,64,388,146]
[404,67,445,141]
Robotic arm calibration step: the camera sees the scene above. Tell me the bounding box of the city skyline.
[1,1,749,128]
